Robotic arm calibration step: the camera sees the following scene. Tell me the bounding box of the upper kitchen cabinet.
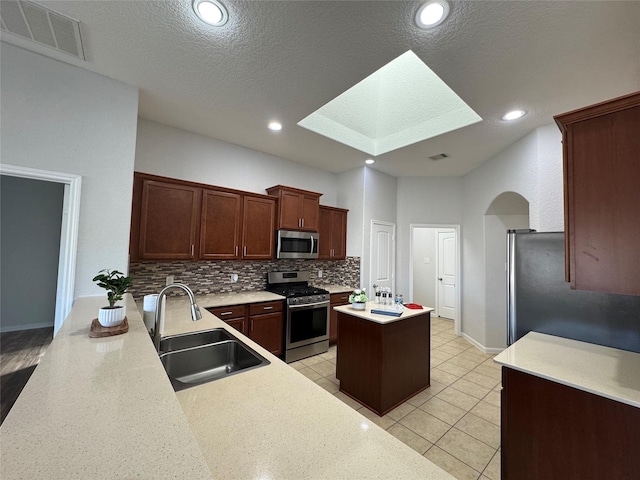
[200,189,242,260]
[241,195,276,259]
[266,185,321,232]
[554,91,640,296]
[318,206,348,260]
[131,176,201,261]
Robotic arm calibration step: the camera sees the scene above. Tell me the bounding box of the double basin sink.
[159,328,270,391]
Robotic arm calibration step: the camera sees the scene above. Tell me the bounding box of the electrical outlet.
[166,275,174,285]
[318,269,323,278]
[231,274,239,283]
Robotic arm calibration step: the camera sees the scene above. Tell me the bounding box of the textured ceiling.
[3,0,639,177]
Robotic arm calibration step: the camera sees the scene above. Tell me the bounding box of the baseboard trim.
[461,332,505,355]
[0,322,54,333]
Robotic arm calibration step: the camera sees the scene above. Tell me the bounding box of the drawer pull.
[263,306,273,310]
[220,311,233,316]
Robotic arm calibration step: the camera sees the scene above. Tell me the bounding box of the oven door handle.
[288,301,329,310]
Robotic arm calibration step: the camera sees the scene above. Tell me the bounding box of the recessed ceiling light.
[502,110,527,121]
[416,0,450,29]
[268,121,282,131]
[193,0,228,26]
[365,159,375,165]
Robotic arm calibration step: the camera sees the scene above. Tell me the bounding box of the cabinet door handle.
[220,311,233,316]
[263,306,273,310]
[191,244,194,256]
[301,218,305,228]
[243,246,247,256]
[250,319,254,332]
[235,246,238,256]
[298,218,302,228]
[241,320,245,333]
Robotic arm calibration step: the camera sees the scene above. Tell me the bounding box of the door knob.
[438,278,443,281]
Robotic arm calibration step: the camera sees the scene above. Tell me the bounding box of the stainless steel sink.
[159,328,233,353]
[159,338,270,391]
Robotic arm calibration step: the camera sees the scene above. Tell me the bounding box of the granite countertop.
[318,284,354,294]
[334,301,434,324]
[1,294,453,479]
[494,332,640,408]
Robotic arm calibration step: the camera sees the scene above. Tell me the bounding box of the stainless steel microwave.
[276,230,319,259]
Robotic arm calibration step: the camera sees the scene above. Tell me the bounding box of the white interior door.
[437,230,457,320]
[370,221,395,296]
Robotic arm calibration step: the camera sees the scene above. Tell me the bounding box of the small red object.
[403,303,423,310]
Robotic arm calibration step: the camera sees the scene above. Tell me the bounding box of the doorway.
[0,164,81,336]
[369,220,395,296]
[410,225,460,333]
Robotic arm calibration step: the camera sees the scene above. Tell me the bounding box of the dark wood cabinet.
[329,292,350,344]
[131,173,276,262]
[501,367,640,479]
[267,185,321,232]
[554,92,640,296]
[318,206,348,260]
[206,304,247,335]
[135,178,201,260]
[248,301,284,356]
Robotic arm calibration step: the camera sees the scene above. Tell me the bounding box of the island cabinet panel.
[329,292,350,344]
[336,311,430,416]
[318,206,348,260]
[267,185,321,232]
[248,301,284,356]
[501,367,640,480]
[200,189,242,260]
[241,195,276,260]
[136,179,201,260]
[554,92,640,296]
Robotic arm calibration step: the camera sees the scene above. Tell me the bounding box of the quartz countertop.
[0,294,212,479]
[334,301,434,324]
[1,294,453,479]
[193,290,285,309]
[494,332,640,408]
[318,284,354,294]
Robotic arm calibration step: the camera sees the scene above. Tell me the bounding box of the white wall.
[461,124,564,350]
[135,118,338,205]
[337,167,365,258]
[0,43,139,298]
[396,177,463,298]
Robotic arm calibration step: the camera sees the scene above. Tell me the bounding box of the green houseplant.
[93,269,132,327]
[348,288,368,310]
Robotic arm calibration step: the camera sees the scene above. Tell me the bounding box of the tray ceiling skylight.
[298,50,482,156]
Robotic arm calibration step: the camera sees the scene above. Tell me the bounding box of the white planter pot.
[98,305,126,327]
[351,302,366,311]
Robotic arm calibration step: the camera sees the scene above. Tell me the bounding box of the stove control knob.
[290,298,297,305]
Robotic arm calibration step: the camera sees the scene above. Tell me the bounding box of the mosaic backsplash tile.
[129,257,360,300]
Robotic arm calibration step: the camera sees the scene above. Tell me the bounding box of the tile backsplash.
[129,257,360,300]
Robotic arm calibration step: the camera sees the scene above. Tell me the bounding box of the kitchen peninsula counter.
[335,302,434,416]
[1,294,452,479]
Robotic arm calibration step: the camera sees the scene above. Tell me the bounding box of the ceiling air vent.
[428,153,449,161]
[0,0,85,60]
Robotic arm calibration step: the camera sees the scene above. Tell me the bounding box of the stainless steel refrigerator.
[507,230,640,353]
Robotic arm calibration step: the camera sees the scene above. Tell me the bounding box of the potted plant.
[348,288,368,310]
[93,269,132,327]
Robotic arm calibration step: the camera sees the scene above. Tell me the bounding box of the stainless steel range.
[267,271,329,363]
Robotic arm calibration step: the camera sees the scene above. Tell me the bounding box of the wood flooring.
[0,327,53,425]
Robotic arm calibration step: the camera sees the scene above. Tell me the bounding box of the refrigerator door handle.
[507,231,517,345]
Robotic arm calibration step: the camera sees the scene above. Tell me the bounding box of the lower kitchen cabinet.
[501,367,640,479]
[248,301,284,356]
[329,292,350,344]
[206,305,247,335]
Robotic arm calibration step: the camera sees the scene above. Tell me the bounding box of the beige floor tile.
[399,409,451,443]
[470,400,500,426]
[326,373,340,385]
[472,364,502,381]
[437,387,481,411]
[451,378,492,399]
[358,407,396,430]
[431,368,460,386]
[425,380,447,395]
[431,338,448,348]
[315,377,340,394]
[333,391,362,410]
[308,360,336,377]
[459,350,494,363]
[432,349,456,361]
[289,361,305,371]
[447,336,473,348]
[481,358,501,370]
[436,428,495,472]
[418,397,467,425]
[448,356,482,370]
[300,355,324,367]
[455,413,500,449]
[424,445,481,480]
[297,366,322,381]
[435,332,458,341]
[483,390,501,408]
[480,476,491,480]
[406,388,434,407]
[431,357,445,367]
[318,349,336,361]
[463,370,501,389]
[482,450,500,480]
[387,423,433,455]
[438,362,472,378]
[437,343,468,355]
[385,401,416,421]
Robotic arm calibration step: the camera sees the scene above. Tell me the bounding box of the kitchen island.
[334,302,434,416]
[1,293,452,480]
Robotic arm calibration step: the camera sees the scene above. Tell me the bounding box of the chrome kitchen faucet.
[153,283,202,352]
